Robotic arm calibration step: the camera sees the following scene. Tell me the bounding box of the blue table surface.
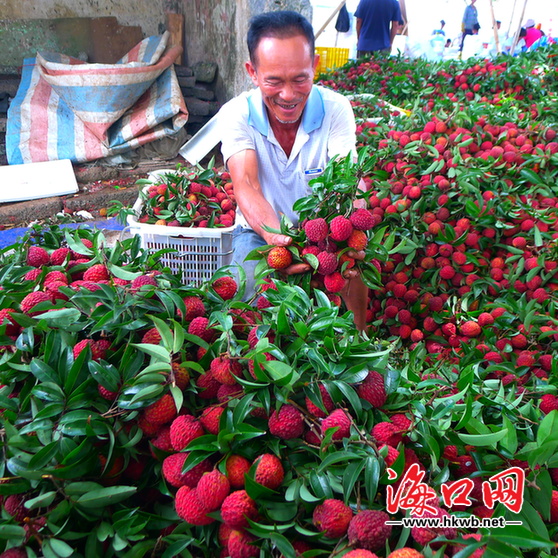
[0,218,125,250]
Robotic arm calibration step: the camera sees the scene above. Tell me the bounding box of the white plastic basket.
[127,183,235,286]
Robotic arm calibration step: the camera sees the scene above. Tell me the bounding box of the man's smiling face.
[246,34,318,125]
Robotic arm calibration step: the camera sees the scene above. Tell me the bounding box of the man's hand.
[282,262,312,276]
[263,232,293,247]
[343,250,366,279]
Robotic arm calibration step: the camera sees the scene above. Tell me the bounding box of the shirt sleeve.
[393,2,402,22]
[219,94,255,166]
[326,94,357,161]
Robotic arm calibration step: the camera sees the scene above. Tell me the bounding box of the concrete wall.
[183,0,312,102]
[1,0,312,100]
[2,0,166,37]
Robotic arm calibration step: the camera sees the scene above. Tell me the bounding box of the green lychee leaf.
[75,486,137,509]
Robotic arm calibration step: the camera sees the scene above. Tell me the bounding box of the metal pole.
[489,0,500,54]
[510,0,529,56]
[507,0,519,37]
[315,0,347,41]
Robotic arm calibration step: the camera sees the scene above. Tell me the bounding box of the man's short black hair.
[247,10,315,65]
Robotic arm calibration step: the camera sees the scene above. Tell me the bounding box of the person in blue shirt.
[460,0,479,52]
[354,0,402,56]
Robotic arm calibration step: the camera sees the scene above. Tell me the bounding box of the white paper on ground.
[0,159,79,203]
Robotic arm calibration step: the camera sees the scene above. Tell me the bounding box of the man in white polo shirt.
[220,10,367,330]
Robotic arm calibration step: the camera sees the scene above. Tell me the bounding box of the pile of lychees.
[134,165,236,228]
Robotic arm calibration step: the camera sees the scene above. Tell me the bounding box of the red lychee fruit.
[0,547,28,558]
[174,486,214,525]
[98,384,118,401]
[169,362,190,389]
[227,529,259,558]
[451,533,485,558]
[83,264,109,282]
[162,452,212,488]
[72,338,110,361]
[220,490,259,529]
[387,548,425,558]
[329,215,353,242]
[170,414,205,451]
[357,370,387,408]
[516,350,535,367]
[0,308,20,336]
[217,383,243,403]
[197,370,221,400]
[212,276,238,300]
[131,274,158,291]
[540,394,558,414]
[226,455,251,488]
[210,355,243,385]
[304,218,329,243]
[372,421,401,446]
[23,268,42,282]
[49,247,71,266]
[312,498,353,538]
[344,551,380,558]
[391,413,412,434]
[151,426,173,453]
[3,494,26,522]
[200,405,224,434]
[460,320,481,338]
[347,229,368,251]
[411,505,457,548]
[70,238,93,258]
[141,327,162,345]
[324,271,347,293]
[143,393,178,426]
[20,291,50,315]
[180,296,206,321]
[305,383,334,418]
[267,246,293,270]
[254,453,285,490]
[268,404,305,439]
[550,490,558,523]
[348,510,392,551]
[321,408,352,440]
[188,316,216,342]
[26,246,50,267]
[350,208,375,231]
[44,270,68,285]
[195,469,231,511]
[317,251,338,275]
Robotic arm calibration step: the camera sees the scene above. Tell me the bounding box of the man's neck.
[268,113,301,158]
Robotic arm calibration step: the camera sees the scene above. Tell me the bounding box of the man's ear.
[313,53,320,72]
[245,61,259,86]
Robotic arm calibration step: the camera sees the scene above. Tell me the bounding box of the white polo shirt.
[219,85,357,228]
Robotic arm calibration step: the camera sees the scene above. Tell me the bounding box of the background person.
[524,18,543,49]
[219,10,368,329]
[460,0,479,52]
[354,0,402,57]
[432,19,446,37]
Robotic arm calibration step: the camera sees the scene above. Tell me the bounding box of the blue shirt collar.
[247,85,325,136]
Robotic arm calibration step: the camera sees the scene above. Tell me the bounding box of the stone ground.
[0,148,223,248]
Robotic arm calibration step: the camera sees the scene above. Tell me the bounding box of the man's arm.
[390,20,400,46]
[228,149,310,275]
[227,149,291,247]
[356,18,362,40]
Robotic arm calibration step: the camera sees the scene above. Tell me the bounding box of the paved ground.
[0,157,188,250]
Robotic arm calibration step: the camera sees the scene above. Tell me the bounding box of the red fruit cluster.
[139,168,236,228]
